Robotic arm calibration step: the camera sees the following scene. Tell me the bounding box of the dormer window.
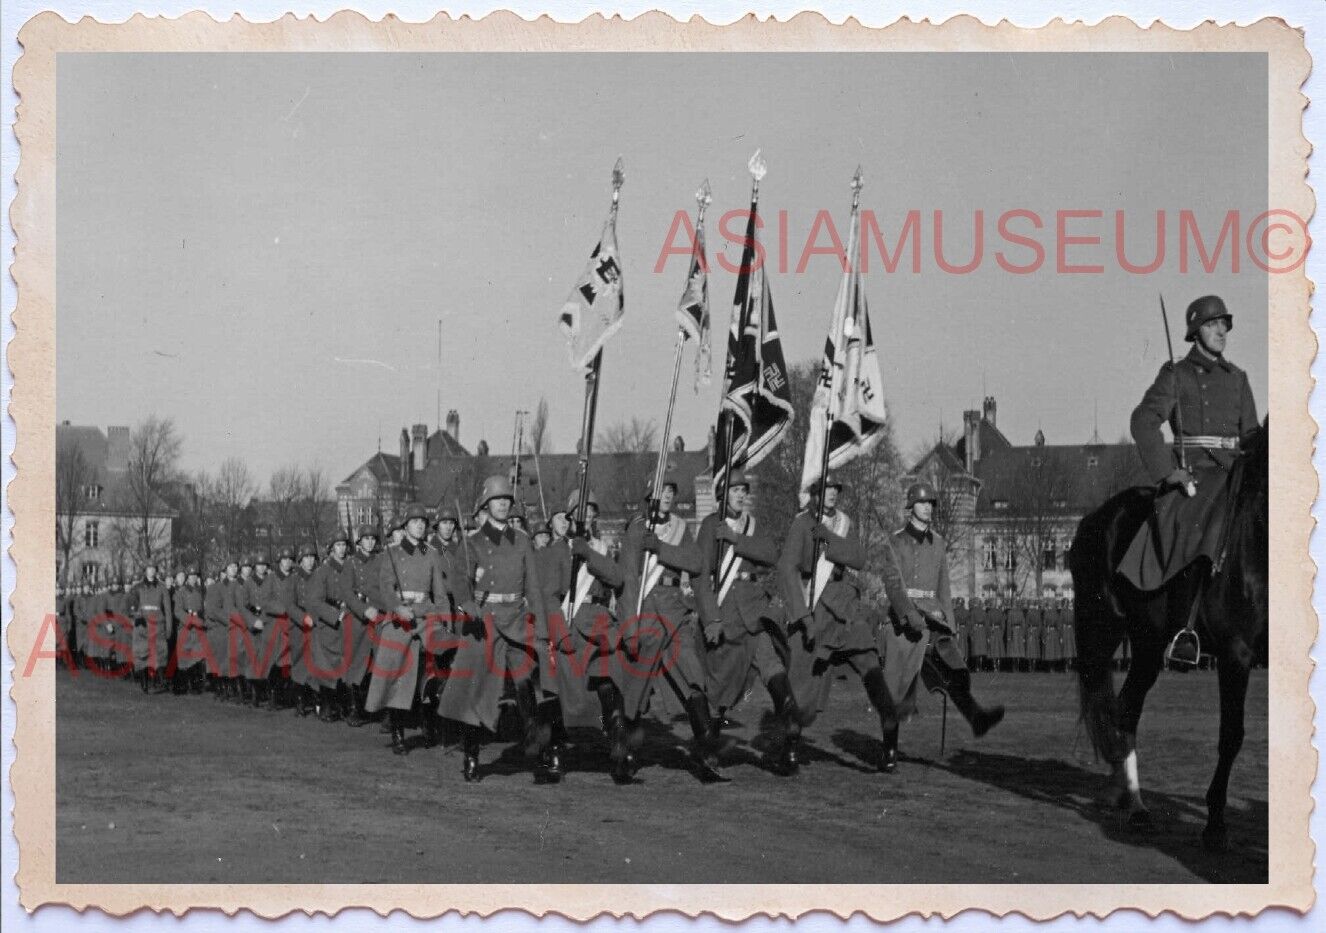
[82,484,103,500]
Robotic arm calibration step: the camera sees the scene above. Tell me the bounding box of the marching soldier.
[1121,295,1260,663]
[545,489,634,782]
[881,482,1004,770]
[619,478,728,782]
[173,567,208,693]
[779,475,920,773]
[203,559,238,698]
[367,503,454,755]
[436,477,550,783]
[695,470,801,774]
[291,544,323,717]
[308,532,356,722]
[341,525,384,726]
[128,563,172,693]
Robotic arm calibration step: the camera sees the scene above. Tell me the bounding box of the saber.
[1159,294,1197,498]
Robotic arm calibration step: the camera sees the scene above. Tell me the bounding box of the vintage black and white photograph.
[7,10,1314,919]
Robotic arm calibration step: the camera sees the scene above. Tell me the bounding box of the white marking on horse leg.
[1122,734,1147,813]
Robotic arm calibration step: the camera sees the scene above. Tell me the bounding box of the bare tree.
[125,415,182,568]
[268,464,303,544]
[55,435,93,587]
[596,417,660,517]
[297,465,335,552]
[598,417,658,455]
[211,456,257,559]
[526,396,551,456]
[1004,452,1079,596]
[162,470,214,575]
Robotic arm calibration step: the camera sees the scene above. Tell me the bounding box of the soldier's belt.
[400,591,428,604]
[482,592,523,605]
[138,605,161,612]
[586,594,611,607]
[906,588,936,599]
[1180,435,1239,450]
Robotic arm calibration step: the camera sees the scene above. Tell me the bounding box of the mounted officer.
[1120,296,1261,661]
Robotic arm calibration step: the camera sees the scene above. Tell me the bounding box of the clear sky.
[57,52,1268,484]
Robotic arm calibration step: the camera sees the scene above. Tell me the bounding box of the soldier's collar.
[1186,345,1230,372]
[401,537,428,555]
[481,519,515,545]
[904,520,933,543]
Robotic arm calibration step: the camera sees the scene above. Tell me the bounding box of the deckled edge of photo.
[7,8,1315,922]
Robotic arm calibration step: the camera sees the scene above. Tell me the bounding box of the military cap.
[1184,294,1233,341]
[355,523,379,541]
[478,474,515,509]
[434,504,459,523]
[642,474,681,498]
[329,527,351,545]
[533,522,553,538]
[187,565,200,577]
[906,481,939,508]
[808,473,843,494]
[565,487,600,512]
[238,554,254,568]
[276,546,295,561]
[298,543,318,559]
[400,502,429,523]
[254,553,271,567]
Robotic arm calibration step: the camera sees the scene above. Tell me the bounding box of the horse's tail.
[1070,491,1142,764]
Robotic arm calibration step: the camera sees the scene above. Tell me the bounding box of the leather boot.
[516,680,549,758]
[767,672,802,775]
[539,702,565,784]
[863,667,901,773]
[945,667,1005,738]
[319,687,340,722]
[389,709,408,755]
[462,727,481,782]
[684,692,730,783]
[598,683,634,784]
[345,684,366,727]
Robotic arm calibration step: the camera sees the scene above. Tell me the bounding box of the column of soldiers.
[952,597,1080,672]
[55,473,1015,784]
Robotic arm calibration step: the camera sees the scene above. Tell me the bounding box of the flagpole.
[637,179,711,617]
[810,166,864,602]
[571,157,625,535]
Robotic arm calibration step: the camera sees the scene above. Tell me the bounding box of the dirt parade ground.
[55,667,1267,885]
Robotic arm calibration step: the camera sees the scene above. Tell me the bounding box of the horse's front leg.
[1111,629,1166,828]
[1204,635,1252,852]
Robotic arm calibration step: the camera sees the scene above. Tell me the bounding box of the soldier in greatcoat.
[96,580,130,678]
[291,544,324,718]
[968,597,989,671]
[436,477,551,783]
[780,475,920,773]
[881,483,1004,769]
[341,526,383,726]
[203,560,238,698]
[237,554,278,707]
[619,477,728,782]
[368,502,455,755]
[173,567,208,692]
[986,598,1006,672]
[1024,599,1043,671]
[1005,600,1027,672]
[128,563,173,693]
[1058,597,1077,670]
[694,470,800,774]
[308,531,356,722]
[1041,600,1063,671]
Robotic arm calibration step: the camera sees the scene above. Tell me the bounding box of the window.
[81,562,100,584]
[1002,539,1017,570]
[981,538,996,570]
[1042,541,1056,570]
[992,500,1009,510]
[84,520,100,549]
[82,484,102,500]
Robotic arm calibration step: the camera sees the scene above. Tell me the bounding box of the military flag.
[676,209,712,392]
[800,169,889,494]
[713,169,793,490]
[558,212,625,371]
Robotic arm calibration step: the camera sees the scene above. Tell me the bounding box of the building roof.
[56,423,176,518]
[952,417,1012,464]
[970,442,1147,518]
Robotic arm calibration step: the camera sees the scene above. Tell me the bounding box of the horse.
[1070,420,1267,851]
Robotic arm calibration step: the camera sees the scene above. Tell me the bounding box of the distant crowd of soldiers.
[54,472,1009,785]
[950,598,1080,673]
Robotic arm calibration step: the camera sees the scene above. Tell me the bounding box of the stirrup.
[1164,628,1201,670]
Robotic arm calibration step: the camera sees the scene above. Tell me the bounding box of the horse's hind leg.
[1111,618,1167,827]
[1204,635,1252,852]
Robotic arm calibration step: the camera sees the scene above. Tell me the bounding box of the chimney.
[476,439,489,458]
[673,435,685,452]
[106,425,131,472]
[411,423,427,471]
[962,410,981,472]
[399,429,411,483]
[983,396,997,428]
[445,409,460,442]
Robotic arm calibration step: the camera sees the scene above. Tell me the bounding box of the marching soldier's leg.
[923,636,1005,737]
[856,652,901,774]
